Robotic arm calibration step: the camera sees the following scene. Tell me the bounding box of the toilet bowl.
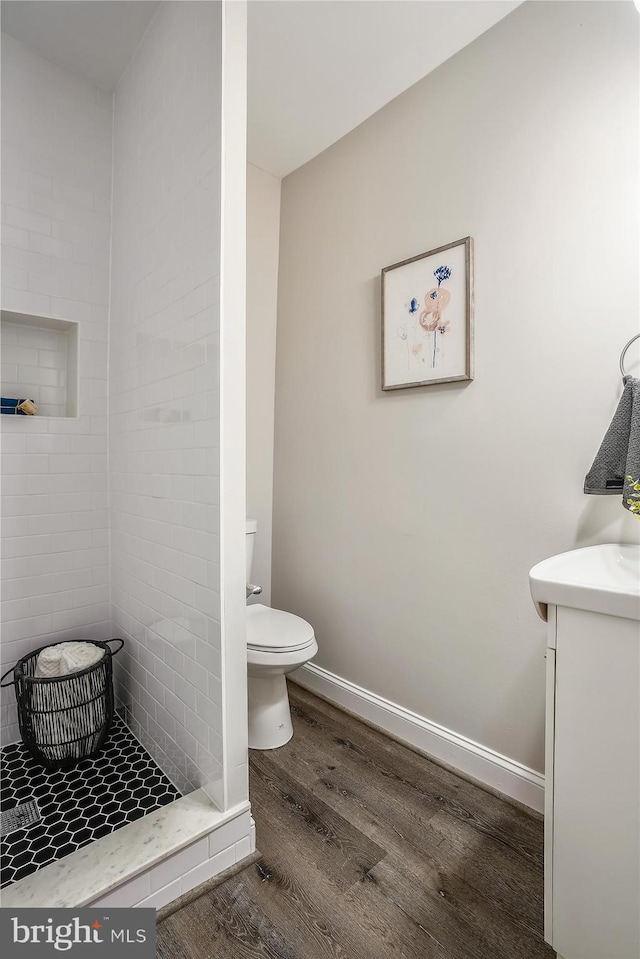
[246,520,317,750]
[247,604,317,749]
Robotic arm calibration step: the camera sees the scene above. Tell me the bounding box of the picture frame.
[381,236,474,390]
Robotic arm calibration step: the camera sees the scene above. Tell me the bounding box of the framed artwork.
[381,236,474,390]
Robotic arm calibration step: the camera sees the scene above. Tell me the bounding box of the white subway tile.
[1,613,52,643]
[4,204,52,236]
[1,557,32,580]
[155,705,176,741]
[2,266,28,290]
[1,288,51,315]
[29,552,75,575]
[208,814,251,859]
[37,386,65,405]
[52,182,94,209]
[1,593,60,621]
[25,434,67,454]
[16,365,60,387]
[88,872,151,909]
[48,453,93,473]
[180,845,236,896]
[1,326,19,346]
[37,349,68,370]
[28,271,74,298]
[149,837,209,893]
[28,173,53,197]
[52,568,92,593]
[49,491,92,512]
[3,345,39,366]
[2,183,30,209]
[51,219,93,247]
[137,877,182,911]
[30,234,74,262]
[235,836,253,863]
[2,575,53,600]
[18,327,61,351]
[0,430,27,456]
[35,404,62,417]
[2,453,49,474]
[29,194,67,221]
[1,516,30,539]
[2,225,30,250]
[73,584,110,608]
[2,493,48,517]
[164,690,185,726]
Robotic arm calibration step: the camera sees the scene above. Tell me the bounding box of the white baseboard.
[292,663,545,813]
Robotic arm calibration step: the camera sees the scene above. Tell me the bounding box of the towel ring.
[620,333,640,378]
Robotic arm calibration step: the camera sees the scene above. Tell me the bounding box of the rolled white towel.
[59,642,104,676]
[35,644,64,678]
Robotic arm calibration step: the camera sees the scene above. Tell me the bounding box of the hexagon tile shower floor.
[1,717,180,887]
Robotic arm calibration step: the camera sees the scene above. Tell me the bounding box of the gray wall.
[273,1,640,774]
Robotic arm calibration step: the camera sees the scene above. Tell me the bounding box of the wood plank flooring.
[157,683,554,959]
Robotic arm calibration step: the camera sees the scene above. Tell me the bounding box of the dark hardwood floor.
[157,682,554,959]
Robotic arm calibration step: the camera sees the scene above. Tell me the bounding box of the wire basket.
[0,639,124,770]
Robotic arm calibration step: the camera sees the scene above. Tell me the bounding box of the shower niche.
[0,310,79,418]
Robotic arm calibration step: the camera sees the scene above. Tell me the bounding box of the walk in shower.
[0,0,249,908]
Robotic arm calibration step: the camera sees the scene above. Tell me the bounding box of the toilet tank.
[246,519,257,581]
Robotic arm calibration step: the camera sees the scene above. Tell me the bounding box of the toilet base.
[248,673,293,750]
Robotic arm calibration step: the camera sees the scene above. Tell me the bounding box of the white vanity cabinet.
[530,545,640,959]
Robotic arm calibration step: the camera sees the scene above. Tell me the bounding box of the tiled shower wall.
[0,34,112,746]
[109,2,224,799]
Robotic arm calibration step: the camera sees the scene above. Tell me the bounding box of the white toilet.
[246,520,317,750]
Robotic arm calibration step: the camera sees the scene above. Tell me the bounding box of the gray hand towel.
[584,375,640,517]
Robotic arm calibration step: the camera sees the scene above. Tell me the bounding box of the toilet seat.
[247,604,315,653]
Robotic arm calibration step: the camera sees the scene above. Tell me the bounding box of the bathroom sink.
[529,543,640,622]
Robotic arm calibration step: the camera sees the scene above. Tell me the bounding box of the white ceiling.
[0,1,159,91]
[1,0,522,176]
[248,0,522,177]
